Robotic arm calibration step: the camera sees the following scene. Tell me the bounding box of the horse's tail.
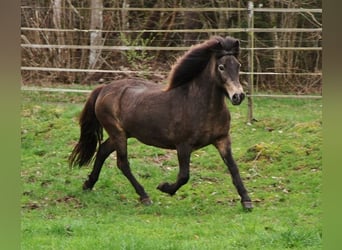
[69,85,104,167]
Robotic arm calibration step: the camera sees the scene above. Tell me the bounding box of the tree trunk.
[269,0,281,84]
[120,0,129,62]
[89,0,103,69]
[183,0,202,46]
[52,0,65,66]
[217,0,227,37]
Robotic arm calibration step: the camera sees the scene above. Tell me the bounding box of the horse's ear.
[205,37,223,51]
[213,36,225,49]
[226,37,240,57]
[233,39,240,48]
[215,36,240,51]
[212,36,240,57]
[224,36,240,49]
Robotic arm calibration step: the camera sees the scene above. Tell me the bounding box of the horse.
[69,36,253,210]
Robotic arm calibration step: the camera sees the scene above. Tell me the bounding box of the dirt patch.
[55,195,83,208]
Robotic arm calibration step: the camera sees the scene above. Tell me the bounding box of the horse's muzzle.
[231,92,245,105]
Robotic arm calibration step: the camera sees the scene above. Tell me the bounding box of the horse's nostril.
[240,93,245,101]
[232,93,240,102]
[231,93,245,105]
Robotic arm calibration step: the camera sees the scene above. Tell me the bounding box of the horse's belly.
[130,130,177,150]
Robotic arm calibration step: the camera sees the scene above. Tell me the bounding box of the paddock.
[21,90,322,249]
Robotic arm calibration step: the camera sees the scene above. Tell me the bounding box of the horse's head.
[213,37,245,105]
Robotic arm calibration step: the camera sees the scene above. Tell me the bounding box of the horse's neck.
[165,61,227,113]
[181,73,226,115]
[194,69,225,103]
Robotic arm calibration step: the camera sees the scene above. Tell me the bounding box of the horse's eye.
[218,64,225,71]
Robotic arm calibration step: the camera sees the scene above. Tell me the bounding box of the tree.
[52,0,64,65]
[89,0,103,69]
[20,0,321,93]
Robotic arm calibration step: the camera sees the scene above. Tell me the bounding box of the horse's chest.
[190,112,230,147]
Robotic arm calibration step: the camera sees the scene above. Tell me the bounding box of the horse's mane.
[166,36,240,91]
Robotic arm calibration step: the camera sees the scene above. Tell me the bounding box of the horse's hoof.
[82,182,93,191]
[140,197,153,206]
[157,182,175,195]
[242,201,253,211]
[157,182,170,193]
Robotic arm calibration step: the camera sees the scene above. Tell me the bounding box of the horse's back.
[97,78,161,98]
[95,78,162,107]
[94,78,168,136]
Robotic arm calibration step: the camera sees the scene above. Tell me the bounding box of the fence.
[20,2,322,122]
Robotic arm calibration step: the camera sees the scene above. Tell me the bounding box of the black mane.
[166,36,240,90]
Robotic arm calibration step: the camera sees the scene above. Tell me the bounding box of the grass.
[21,89,322,249]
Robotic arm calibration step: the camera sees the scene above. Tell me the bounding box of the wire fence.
[21,85,322,99]
[21,3,322,121]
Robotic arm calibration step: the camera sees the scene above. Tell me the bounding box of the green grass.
[21,90,322,249]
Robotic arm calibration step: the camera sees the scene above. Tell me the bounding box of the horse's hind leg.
[214,136,253,211]
[83,138,115,190]
[114,135,152,205]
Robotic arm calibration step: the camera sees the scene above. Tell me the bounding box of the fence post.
[247,1,254,123]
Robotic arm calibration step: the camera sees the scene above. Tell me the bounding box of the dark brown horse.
[69,36,253,210]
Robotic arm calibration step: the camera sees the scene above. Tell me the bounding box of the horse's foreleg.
[83,138,115,190]
[214,136,253,211]
[157,144,191,196]
[115,138,152,205]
